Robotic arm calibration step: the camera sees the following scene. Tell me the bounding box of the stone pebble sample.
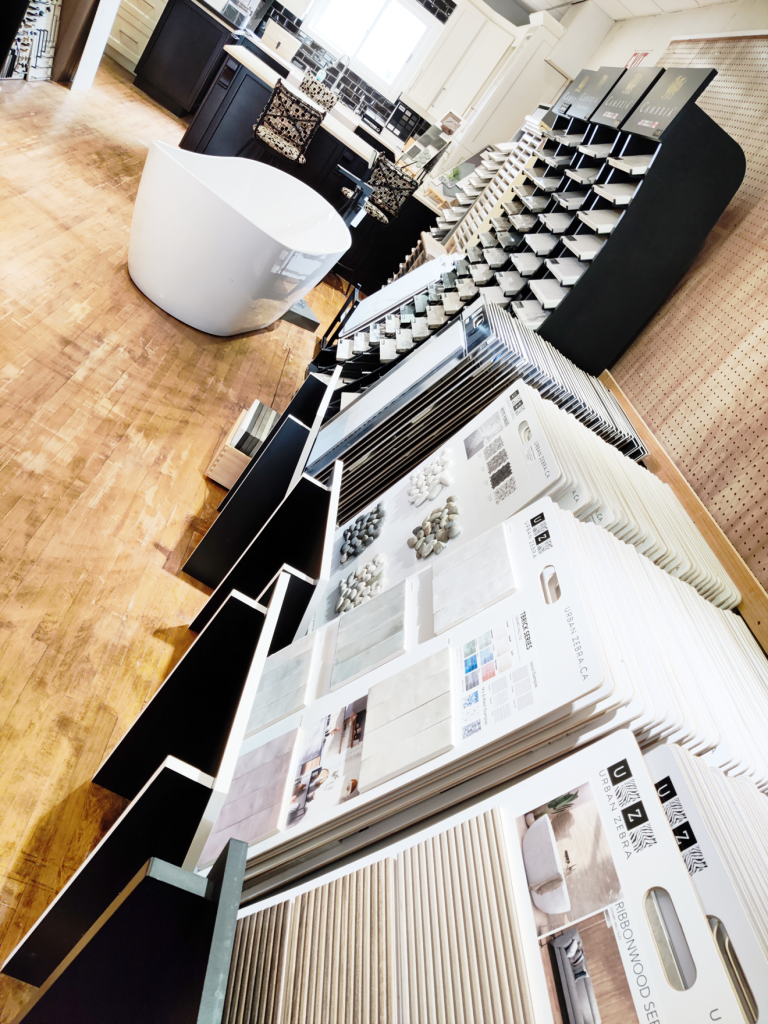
[339,503,386,565]
[406,496,461,560]
[335,554,386,614]
[406,449,453,507]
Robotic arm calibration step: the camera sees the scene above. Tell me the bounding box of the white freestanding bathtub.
[128,141,352,336]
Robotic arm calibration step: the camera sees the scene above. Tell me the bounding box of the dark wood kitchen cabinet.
[134,0,238,116]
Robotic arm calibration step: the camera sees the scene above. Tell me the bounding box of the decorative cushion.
[364,199,389,224]
[299,72,338,111]
[255,125,304,163]
[366,153,418,223]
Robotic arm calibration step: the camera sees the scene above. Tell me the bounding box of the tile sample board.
[330,580,407,691]
[432,522,516,634]
[245,631,319,736]
[358,648,454,793]
[199,729,298,866]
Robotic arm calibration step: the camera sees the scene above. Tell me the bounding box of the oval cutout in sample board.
[708,916,758,1024]
[539,565,561,605]
[644,886,697,991]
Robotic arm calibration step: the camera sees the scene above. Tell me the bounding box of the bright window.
[304,0,438,98]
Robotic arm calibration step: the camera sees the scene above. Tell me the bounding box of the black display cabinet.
[473,66,746,375]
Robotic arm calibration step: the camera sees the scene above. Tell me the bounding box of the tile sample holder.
[600,369,768,656]
[190,462,342,635]
[2,758,221,988]
[11,840,247,1024]
[184,369,340,589]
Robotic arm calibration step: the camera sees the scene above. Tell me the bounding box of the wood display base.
[205,409,253,490]
[600,371,768,655]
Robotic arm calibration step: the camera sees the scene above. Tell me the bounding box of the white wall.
[591,0,768,67]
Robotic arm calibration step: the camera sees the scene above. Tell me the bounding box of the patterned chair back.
[252,79,326,165]
[298,72,339,112]
[365,153,420,224]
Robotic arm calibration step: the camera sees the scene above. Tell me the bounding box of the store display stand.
[184,369,340,589]
[11,840,247,1024]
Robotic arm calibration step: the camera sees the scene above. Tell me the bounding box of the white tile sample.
[331,580,407,690]
[431,523,516,634]
[358,647,453,793]
[578,208,621,234]
[545,257,587,286]
[246,631,319,735]
[199,728,298,865]
[561,234,605,261]
[529,278,569,310]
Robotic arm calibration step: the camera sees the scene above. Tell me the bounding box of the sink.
[128,141,351,336]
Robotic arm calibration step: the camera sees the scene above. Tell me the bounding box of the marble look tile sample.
[358,647,453,793]
[431,523,516,634]
[330,580,407,691]
[199,728,298,865]
[246,632,318,736]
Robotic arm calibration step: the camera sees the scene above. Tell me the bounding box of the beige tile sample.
[199,728,298,865]
[358,648,453,793]
[246,631,319,735]
[331,579,407,691]
[432,523,516,634]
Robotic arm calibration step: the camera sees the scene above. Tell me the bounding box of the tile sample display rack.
[12,840,247,1024]
[2,574,292,989]
[464,66,746,375]
[445,108,547,253]
[227,733,752,1024]
[184,369,340,590]
[308,300,646,523]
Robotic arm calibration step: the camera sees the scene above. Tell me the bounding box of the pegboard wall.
[612,36,768,588]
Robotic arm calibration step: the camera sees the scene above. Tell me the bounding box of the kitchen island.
[180,46,438,293]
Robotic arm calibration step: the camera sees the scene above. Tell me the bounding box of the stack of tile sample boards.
[221,733,752,1024]
[310,301,647,522]
[645,743,768,1023]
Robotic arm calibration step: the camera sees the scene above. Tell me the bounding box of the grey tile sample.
[358,647,453,792]
[330,580,407,691]
[432,523,516,634]
[246,631,318,735]
[200,728,298,865]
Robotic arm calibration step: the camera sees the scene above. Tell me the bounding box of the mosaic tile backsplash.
[258,0,455,122]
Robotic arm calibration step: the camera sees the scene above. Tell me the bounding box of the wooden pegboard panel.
[611,36,768,588]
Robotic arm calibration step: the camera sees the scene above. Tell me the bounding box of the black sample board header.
[627,66,717,138]
[554,67,626,121]
[590,66,665,128]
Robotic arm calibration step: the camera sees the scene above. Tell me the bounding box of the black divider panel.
[3,764,214,989]
[191,476,331,635]
[94,595,265,800]
[184,416,310,588]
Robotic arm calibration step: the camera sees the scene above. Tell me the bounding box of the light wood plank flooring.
[0,56,345,1019]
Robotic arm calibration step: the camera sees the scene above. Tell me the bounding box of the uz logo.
[655,776,677,803]
[621,801,649,831]
[672,822,698,852]
[607,758,632,786]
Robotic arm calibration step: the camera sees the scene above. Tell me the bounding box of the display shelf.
[12,841,247,1024]
[204,400,277,491]
[600,370,768,656]
[461,66,745,375]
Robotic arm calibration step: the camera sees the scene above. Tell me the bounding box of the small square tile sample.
[512,298,547,330]
[496,230,523,252]
[246,632,319,736]
[501,199,523,217]
[496,270,526,297]
[561,233,605,261]
[554,191,587,210]
[431,523,516,634]
[489,215,511,232]
[457,279,479,301]
[479,231,498,249]
[524,233,558,256]
[358,648,453,793]
[331,580,407,691]
[593,181,638,206]
[509,213,537,232]
[477,285,509,307]
[546,257,587,286]
[412,317,430,340]
[484,247,509,270]
[578,207,622,234]
[470,263,495,286]
[538,211,574,234]
[442,291,463,315]
[199,728,298,865]
[510,252,542,277]
[521,195,549,213]
[529,278,569,310]
[565,165,599,185]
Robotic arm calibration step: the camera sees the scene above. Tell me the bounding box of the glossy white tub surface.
[128,141,351,336]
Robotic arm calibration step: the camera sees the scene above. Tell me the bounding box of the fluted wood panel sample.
[223,902,292,1024]
[397,807,533,1024]
[283,859,397,1024]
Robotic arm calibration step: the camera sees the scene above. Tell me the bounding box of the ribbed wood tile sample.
[396,807,533,1024]
[199,730,298,865]
[612,37,768,587]
[223,902,292,1024]
[282,859,397,1024]
[358,648,454,793]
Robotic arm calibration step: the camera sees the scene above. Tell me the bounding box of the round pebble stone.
[448,523,462,539]
[407,536,417,548]
[433,541,444,554]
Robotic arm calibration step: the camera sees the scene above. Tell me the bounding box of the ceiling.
[517,0,739,22]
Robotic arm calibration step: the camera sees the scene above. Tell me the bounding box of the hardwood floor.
[0,57,346,1020]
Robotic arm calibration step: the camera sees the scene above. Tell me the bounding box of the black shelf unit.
[465,67,745,375]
